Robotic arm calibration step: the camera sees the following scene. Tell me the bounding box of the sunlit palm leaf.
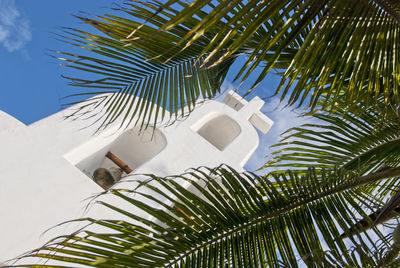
[16,165,400,267]
[58,2,236,131]
[133,0,400,109]
[321,232,400,267]
[262,99,400,175]
[263,97,400,237]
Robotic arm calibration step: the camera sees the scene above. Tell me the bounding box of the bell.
[93,167,122,190]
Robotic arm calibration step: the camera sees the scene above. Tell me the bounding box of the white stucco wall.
[0,110,25,132]
[0,91,273,265]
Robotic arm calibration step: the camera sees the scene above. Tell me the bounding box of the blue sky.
[0,0,313,172]
[0,0,124,124]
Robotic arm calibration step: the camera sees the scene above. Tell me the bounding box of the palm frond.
[262,99,400,175]
[15,165,400,267]
[58,2,236,131]
[132,0,400,109]
[321,231,400,267]
[262,98,400,238]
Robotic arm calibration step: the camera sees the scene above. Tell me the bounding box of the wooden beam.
[106,151,133,174]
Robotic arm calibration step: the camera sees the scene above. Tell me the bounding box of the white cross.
[224,90,273,134]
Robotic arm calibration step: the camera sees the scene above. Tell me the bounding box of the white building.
[0,91,273,264]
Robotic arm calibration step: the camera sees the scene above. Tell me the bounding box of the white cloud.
[0,0,31,52]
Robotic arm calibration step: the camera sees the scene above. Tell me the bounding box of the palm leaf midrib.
[372,0,400,24]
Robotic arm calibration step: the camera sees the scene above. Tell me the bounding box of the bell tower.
[0,91,273,264]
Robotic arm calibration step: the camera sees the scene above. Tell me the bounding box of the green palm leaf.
[262,97,400,237]
[320,232,400,268]
[58,2,236,131]
[262,98,400,175]
[130,0,400,109]
[15,165,400,267]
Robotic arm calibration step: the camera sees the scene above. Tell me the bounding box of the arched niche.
[197,114,241,151]
[73,126,167,188]
[104,127,167,170]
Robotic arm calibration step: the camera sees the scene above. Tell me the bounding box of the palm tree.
[13,0,400,266]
